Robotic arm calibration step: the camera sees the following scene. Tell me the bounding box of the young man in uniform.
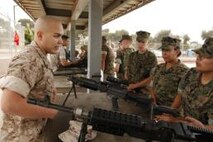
[50,35,79,71]
[101,36,115,80]
[0,16,73,141]
[156,37,213,130]
[150,37,189,106]
[126,31,157,94]
[115,34,135,80]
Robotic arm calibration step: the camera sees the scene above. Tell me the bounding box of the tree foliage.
[182,34,190,50]
[153,30,171,42]
[18,19,34,44]
[201,30,213,40]
[102,29,129,42]
[0,18,11,35]
[18,19,34,28]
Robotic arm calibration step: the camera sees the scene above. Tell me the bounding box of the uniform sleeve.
[145,52,157,77]
[101,45,108,55]
[177,64,189,79]
[126,52,134,76]
[0,55,43,98]
[115,50,122,64]
[177,69,192,95]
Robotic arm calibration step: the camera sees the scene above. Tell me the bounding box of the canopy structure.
[14,0,155,80]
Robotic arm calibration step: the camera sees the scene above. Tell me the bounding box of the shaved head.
[34,16,62,34]
[33,15,64,54]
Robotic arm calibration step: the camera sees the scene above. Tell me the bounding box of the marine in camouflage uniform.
[179,68,213,124]
[127,31,157,92]
[0,16,73,142]
[101,36,115,80]
[0,41,54,141]
[115,35,135,80]
[155,37,213,129]
[178,37,213,125]
[152,61,188,106]
[151,37,189,106]
[128,51,157,83]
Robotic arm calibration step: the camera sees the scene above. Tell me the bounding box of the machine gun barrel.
[27,96,74,113]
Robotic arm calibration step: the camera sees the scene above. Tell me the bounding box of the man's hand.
[127,83,137,91]
[184,116,205,128]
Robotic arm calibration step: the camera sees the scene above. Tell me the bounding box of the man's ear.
[37,31,43,40]
[175,49,181,57]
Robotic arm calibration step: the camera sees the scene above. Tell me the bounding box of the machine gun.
[69,76,181,118]
[28,97,213,142]
[68,76,152,111]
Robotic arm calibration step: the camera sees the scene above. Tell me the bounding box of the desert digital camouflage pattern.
[0,41,54,142]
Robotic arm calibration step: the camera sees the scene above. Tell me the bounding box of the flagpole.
[13,5,17,53]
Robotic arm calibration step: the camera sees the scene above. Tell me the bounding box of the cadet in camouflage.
[101,36,115,80]
[115,34,135,80]
[127,31,157,93]
[0,16,73,142]
[156,37,213,130]
[151,36,189,106]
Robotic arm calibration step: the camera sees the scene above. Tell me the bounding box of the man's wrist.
[49,109,58,119]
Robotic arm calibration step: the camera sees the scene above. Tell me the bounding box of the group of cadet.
[0,15,212,142]
[101,29,213,129]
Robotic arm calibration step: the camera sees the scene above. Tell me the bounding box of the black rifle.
[28,97,213,142]
[68,76,152,111]
[69,76,182,118]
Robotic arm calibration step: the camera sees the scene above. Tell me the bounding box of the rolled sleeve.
[0,76,30,97]
[59,47,66,60]
[101,51,107,55]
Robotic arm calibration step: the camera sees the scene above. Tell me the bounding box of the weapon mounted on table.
[28,97,213,142]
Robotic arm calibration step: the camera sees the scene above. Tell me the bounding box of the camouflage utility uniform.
[127,50,157,84]
[0,41,54,142]
[102,45,115,76]
[152,61,188,106]
[179,68,213,124]
[115,47,135,79]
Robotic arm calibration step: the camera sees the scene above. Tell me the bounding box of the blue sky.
[1,0,213,43]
